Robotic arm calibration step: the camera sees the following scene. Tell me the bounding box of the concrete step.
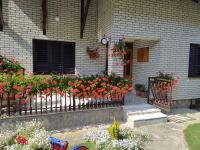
[124,105,161,116]
[124,104,167,127]
[126,112,167,127]
[123,104,161,116]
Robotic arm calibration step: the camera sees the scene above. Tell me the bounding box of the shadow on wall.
[2,0,43,54]
[2,0,106,75]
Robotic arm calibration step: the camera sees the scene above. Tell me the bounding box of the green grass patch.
[184,123,200,150]
[69,141,96,150]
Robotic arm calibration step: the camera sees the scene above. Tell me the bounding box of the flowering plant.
[86,126,148,150]
[112,36,130,66]
[0,120,51,150]
[156,71,179,91]
[87,47,100,60]
[0,72,132,107]
[0,56,24,75]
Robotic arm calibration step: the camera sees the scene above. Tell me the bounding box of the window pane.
[33,39,75,74]
[188,44,200,77]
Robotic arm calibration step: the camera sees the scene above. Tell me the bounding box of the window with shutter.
[188,44,200,77]
[33,39,75,74]
[137,47,149,62]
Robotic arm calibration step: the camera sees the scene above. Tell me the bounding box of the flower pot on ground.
[134,84,147,98]
[136,90,142,96]
[134,84,143,97]
[141,91,148,98]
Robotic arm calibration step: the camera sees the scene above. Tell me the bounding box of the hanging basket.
[87,47,100,60]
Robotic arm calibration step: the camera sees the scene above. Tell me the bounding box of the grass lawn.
[184,123,200,150]
[69,141,96,150]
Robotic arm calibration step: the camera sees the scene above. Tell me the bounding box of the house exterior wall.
[0,0,106,76]
[97,0,119,75]
[111,0,200,100]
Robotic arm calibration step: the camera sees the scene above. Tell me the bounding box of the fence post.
[147,77,151,104]
[0,94,2,116]
[7,93,10,116]
[73,96,76,111]
[19,97,22,115]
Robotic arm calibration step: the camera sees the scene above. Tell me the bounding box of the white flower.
[28,129,51,150]
[0,120,51,150]
[86,128,110,146]
[85,126,148,150]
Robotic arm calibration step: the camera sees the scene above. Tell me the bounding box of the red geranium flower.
[53,80,57,86]
[68,81,73,86]
[15,135,28,145]
[15,94,20,99]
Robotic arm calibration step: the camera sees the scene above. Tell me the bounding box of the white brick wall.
[111,0,200,100]
[0,0,106,76]
[1,0,200,101]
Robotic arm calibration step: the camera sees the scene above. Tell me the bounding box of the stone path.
[51,108,200,150]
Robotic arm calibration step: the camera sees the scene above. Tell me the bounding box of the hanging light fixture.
[55,1,60,22]
[101,35,109,45]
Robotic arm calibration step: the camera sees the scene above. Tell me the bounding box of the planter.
[141,92,147,98]
[136,91,142,96]
[87,47,99,60]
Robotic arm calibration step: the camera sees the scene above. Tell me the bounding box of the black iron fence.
[0,92,124,116]
[148,77,173,112]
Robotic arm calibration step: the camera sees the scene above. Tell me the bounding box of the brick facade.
[0,0,200,101]
[110,0,200,100]
[0,0,106,76]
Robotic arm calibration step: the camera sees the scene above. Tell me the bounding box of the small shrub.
[107,116,121,140]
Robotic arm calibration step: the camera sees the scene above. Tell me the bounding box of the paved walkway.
[52,108,200,150]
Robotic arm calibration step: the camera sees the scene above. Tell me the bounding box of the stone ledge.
[0,107,125,130]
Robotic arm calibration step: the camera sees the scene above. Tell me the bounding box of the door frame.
[123,42,133,82]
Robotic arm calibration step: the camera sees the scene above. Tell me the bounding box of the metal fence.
[148,77,173,112]
[0,92,124,116]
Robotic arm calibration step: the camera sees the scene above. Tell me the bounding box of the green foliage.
[0,56,23,74]
[184,123,200,150]
[107,115,121,140]
[157,71,174,81]
[134,84,147,92]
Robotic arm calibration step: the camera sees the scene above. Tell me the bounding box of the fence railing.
[0,92,124,116]
[148,77,173,112]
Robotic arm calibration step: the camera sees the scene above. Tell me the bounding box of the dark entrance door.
[123,42,133,83]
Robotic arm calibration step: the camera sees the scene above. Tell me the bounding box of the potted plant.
[134,84,143,96]
[140,85,148,98]
[135,84,147,98]
[87,47,100,60]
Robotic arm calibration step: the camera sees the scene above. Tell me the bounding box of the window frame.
[33,39,75,75]
[188,43,200,77]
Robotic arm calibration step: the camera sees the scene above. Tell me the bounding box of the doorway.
[123,42,133,83]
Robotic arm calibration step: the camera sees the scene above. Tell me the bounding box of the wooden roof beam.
[42,0,47,35]
[80,0,91,38]
[0,0,3,31]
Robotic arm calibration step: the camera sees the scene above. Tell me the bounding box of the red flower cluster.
[15,135,28,145]
[111,36,131,66]
[0,63,132,105]
[67,76,132,100]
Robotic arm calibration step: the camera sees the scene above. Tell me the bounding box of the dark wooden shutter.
[188,44,200,77]
[63,43,75,74]
[33,39,75,74]
[33,39,49,74]
[51,41,63,74]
